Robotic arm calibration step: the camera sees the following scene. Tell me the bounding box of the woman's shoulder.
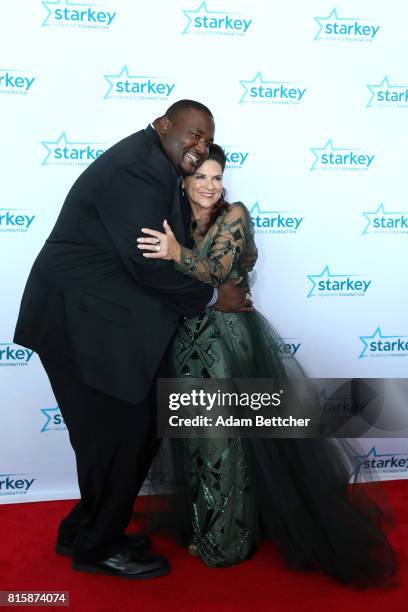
[223,201,251,221]
[229,201,247,210]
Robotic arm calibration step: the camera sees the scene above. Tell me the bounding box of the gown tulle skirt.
[143,307,398,587]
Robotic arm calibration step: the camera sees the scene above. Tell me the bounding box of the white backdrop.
[1,0,408,503]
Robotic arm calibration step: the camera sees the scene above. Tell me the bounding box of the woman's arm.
[137,203,254,287]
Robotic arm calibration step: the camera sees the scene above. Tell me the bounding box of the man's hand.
[215,278,253,313]
[241,244,258,272]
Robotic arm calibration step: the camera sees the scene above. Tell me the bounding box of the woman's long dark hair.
[204,144,230,227]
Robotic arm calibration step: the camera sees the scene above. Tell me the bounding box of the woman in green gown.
[137,145,397,586]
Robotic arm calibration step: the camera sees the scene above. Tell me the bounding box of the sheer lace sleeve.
[174,202,253,287]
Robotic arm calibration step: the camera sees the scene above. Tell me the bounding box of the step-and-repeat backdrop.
[1,1,408,503]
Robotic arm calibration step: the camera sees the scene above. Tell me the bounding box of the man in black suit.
[14,100,250,578]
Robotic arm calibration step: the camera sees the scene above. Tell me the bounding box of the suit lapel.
[180,190,193,247]
[144,125,191,247]
[169,179,186,245]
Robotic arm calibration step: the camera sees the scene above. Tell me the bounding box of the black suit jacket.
[14,126,212,403]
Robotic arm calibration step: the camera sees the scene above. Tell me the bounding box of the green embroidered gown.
[165,202,397,584]
[169,202,264,567]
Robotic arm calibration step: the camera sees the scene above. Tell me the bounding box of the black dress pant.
[40,357,160,564]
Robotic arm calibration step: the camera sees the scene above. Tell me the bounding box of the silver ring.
[155,244,161,252]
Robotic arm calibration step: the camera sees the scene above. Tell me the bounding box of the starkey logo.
[307,266,372,298]
[314,8,380,42]
[42,132,107,166]
[0,209,36,233]
[363,204,408,235]
[221,146,250,170]
[355,447,408,475]
[42,0,117,29]
[41,407,66,432]
[0,69,35,95]
[239,72,306,105]
[359,327,408,359]
[310,139,375,171]
[0,473,36,497]
[320,388,368,417]
[0,344,34,366]
[367,76,408,108]
[271,338,302,358]
[103,66,176,101]
[249,202,303,235]
[182,1,253,36]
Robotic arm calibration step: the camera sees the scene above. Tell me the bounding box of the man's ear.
[155,116,173,135]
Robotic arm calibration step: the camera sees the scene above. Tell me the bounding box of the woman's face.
[183,159,223,212]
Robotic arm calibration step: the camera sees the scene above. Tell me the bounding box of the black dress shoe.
[72,550,170,579]
[56,533,151,557]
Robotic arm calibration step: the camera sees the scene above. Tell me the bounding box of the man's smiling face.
[158,108,215,175]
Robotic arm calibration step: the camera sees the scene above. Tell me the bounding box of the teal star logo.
[42,132,71,165]
[103,66,135,99]
[41,132,105,166]
[362,203,386,234]
[362,203,408,234]
[239,72,293,104]
[315,8,352,40]
[41,407,65,432]
[42,0,94,27]
[314,8,379,42]
[307,265,360,298]
[367,76,390,108]
[103,66,157,100]
[367,75,408,108]
[353,446,408,475]
[358,327,408,359]
[249,202,303,234]
[182,1,226,34]
[352,447,379,477]
[310,139,354,171]
[103,66,173,100]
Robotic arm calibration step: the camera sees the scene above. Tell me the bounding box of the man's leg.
[41,357,158,564]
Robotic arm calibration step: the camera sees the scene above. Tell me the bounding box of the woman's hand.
[137,220,181,262]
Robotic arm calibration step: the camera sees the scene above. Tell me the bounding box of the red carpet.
[1,480,407,612]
